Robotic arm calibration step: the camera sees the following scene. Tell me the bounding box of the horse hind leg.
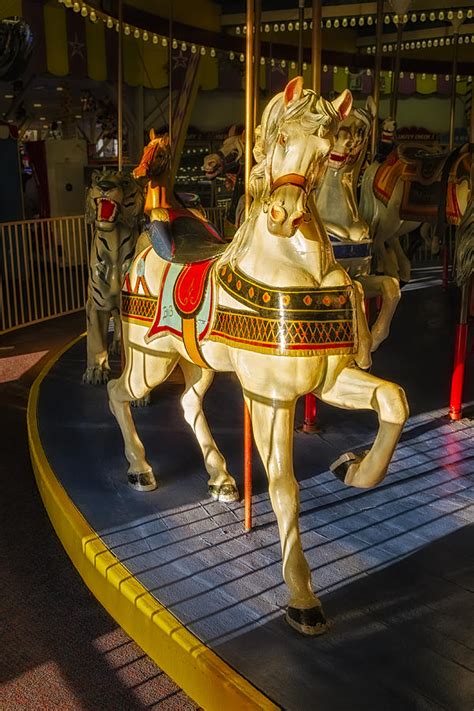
[319,364,409,489]
[108,346,180,491]
[179,360,238,502]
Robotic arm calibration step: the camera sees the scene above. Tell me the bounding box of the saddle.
[373,144,471,225]
[147,207,228,264]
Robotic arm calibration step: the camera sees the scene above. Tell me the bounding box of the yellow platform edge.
[27,335,279,711]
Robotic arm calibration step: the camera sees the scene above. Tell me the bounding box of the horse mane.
[256,89,340,161]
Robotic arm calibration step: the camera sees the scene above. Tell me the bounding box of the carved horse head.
[259,76,352,238]
[202,125,245,180]
[327,97,375,170]
[133,130,171,182]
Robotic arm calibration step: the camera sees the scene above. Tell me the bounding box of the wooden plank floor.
[37,266,474,710]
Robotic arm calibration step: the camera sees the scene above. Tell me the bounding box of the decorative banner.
[66,7,87,78]
[2,0,471,97]
[266,60,289,94]
[218,53,243,91]
[437,74,453,95]
[416,74,437,94]
[399,73,417,94]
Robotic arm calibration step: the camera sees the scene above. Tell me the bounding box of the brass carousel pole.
[302,0,322,433]
[117,0,123,172]
[389,18,404,122]
[311,0,322,93]
[371,0,384,159]
[448,24,461,150]
[253,0,261,130]
[298,0,305,75]
[168,3,173,145]
[244,0,255,532]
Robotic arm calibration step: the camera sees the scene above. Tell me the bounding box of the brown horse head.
[133,129,171,181]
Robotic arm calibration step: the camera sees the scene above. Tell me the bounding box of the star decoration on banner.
[69,33,85,59]
[172,50,188,70]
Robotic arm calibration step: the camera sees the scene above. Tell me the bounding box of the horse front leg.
[357,275,400,351]
[319,364,409,488]
[108,345,180,491]
[179,360,239,502]
[245,393,327,636]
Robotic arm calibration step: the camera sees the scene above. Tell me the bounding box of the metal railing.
[1,215,92,333]
[0,208,229,334]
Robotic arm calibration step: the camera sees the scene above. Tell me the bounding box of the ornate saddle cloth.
[147,207,227,264]
[373,144,471,224]
[122,253,215,368]
[209,263,357,357]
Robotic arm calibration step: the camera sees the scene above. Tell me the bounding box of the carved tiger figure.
[83,169,144,384]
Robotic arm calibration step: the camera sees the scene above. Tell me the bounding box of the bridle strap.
[269,172,307,195]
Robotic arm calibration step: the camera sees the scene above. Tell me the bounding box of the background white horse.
[108,78,409,636]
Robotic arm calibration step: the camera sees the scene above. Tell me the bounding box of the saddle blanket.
[122,258,215,367]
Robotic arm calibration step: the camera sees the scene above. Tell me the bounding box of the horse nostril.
[270,204,287,223]
[291,211,305,229]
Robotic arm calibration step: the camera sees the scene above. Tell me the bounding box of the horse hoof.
[330,451,358,483]
[128,471,157,492]
[131,394,151,408]
[285,606,328,636]
[208,483,239,502]
[82,367,110,385]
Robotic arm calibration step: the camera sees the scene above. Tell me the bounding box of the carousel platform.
[28,266,474,711]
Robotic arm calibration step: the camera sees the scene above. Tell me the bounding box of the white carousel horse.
[360,136,472,284]
[83,169,143,384]
[108,78,409,636]
[315,98,401,351]
[203,125,246,237]
[455,193,474,288]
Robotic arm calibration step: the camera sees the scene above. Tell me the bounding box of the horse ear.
[284,76,304,106]
[149,128,156,140]
[332,89,353,121]
[366,96,377,119]
[228,124,237,137]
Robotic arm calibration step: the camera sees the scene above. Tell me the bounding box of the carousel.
[0,0,471,708]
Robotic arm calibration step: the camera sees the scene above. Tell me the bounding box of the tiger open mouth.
[96,198,118,222]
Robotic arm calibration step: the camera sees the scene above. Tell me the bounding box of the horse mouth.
[96,198,118,223]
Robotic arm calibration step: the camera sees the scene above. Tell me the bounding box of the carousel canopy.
[0,0,472,135]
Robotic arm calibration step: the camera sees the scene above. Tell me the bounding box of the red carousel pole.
[244,0,255,531]
[449,58,472,421]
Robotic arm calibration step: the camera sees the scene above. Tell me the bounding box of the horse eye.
[278,133,287,146]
